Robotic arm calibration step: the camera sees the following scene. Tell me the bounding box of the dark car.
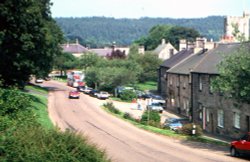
[141,93,153,99]
[230,132,250,157]
[69,91,80,99]
[77,86,86,92]
[89,89,99,97]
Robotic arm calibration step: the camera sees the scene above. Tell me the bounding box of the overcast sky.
[51,0,250,18]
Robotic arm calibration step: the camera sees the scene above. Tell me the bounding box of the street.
[44,80,248,162]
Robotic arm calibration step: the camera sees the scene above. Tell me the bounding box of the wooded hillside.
[55,16,224,47]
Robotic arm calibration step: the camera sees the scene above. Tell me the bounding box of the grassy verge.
[25,85,53,129]
[52,76,67,82]
[135,81,157,91]
[102,103,229,146]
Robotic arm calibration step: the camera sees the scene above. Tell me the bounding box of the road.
[43,80,248,162]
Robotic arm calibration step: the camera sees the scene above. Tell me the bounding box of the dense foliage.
[119,90,137,101]
[141,110,161,127]
[136,25,200,50]
[55,16,224,47]
[0,0,63,87]
[212,44,250,104]
[0,88,110,162]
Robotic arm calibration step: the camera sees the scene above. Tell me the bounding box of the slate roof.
[167,49,208,75]
[61,43,89,54]
[192,43,242,74]
[90,48,112,57]
[160,49,194,68]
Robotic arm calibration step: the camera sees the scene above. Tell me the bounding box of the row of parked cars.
[68,86,110,100]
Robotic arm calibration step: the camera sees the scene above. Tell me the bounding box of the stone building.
[221,11,250,42]
[153,39,178,60]
[191,43,250,139]
[165,49,207,118]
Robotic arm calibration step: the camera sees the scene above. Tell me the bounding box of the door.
[210,113,214,133]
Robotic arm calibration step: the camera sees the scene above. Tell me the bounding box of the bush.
[140,110,161,127]
[179,123,203,136]
[2,126,110,162]
[103,102,121,114]
[120,90,137,101]
[123,112,134,121]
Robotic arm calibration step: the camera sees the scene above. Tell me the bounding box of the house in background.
[191,43,250,139]
[221,11,250,43]
[153,39,178,60]
[61,39,89,57]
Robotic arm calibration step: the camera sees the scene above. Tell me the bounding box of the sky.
[51,0,250,19]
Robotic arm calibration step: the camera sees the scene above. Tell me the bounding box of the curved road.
[44,80,248,162]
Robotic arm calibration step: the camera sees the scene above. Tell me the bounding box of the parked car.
[96,91,110,100]
[77,86,86,92]
[89,89,99,97]
[230,132,250,157]
[152,95,166,105]
[164,118,190,130]
[82,87,93,94]
[147,102,163,113]
[68,91,80,99]
[35,78,44,83]
[141,93,153,100]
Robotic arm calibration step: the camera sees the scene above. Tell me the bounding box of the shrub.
[179,123,203,136]
[123,112,134,121]
[140,110,161,127]
[120,90,137,101]
[103,102,121,114]
[2,126,110,162]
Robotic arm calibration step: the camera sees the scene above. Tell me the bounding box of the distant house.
[153,39,178,60]
[191,43,250,139]
[90,48,113,57]
[61,39,89,57]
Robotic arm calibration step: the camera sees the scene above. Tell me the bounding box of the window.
[206,109,210,122]
[217,110,224,128]
[199,75,202,91]
[209,76,213,94]
[183,81,186,89]
[169,76,173,85]
[234,112,240,129]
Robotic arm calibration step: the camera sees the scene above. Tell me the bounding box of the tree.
[106,49,126,59]
[0,0,63,87]
[212,45,250,104]
[135,25,200,50]
[54,52,77,76]
[136,52,163,82]
[78,52,100,70]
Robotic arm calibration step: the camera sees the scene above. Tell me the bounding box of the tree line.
[55,16,224,47]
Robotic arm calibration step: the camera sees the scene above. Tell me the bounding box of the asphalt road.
[43,80,248,162]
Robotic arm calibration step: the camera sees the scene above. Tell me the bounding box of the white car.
[147,102,163,113]
[96,91,109,100]
[35,78,44,83]
[152,95,166,105]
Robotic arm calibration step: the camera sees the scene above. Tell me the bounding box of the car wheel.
[230,147,238,157]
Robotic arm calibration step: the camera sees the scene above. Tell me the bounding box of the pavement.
[106,98,231,144]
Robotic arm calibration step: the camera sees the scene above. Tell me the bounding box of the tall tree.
[212,45,250,104]
[0,0,63,87]
[54,52,77,76]
[135,25,200,50]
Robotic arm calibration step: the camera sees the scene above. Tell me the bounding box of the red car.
[69,91,80,99]
[230,132,250,157]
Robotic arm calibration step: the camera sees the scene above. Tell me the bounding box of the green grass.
[52,76,67,82]
[26,84,48,94]
[135,81,157,91]
[31,94,54,129]
[25,85,54,129]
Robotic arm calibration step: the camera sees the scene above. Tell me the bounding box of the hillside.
[55,16,224,47]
